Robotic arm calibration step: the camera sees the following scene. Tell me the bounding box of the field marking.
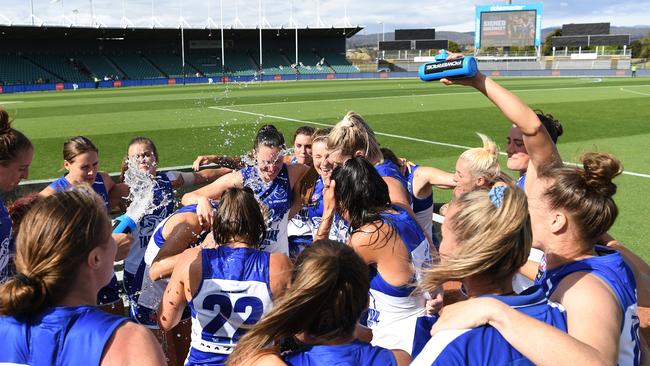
[213,83,650,108]
[620,88,650,97]
[0,101,24,104]
[208,106,650,179]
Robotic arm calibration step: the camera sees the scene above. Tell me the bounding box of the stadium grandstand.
[0,25,362,90]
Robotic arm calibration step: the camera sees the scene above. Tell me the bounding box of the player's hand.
[322,179,336,214]
[438,50,484,87]
[112,233,134,261]
[431,297,506,335]
[192,155,213,171]
[196,196,215,230]
[426,286,444,315]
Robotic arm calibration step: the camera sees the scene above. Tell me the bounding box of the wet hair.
[458,133,500,184]
[212,187,266,247]
[380,147,400,167]
[227,240,369,365]
[311,127,331,144]
[254,124,285,150]
[8,193,42,238]
[0,188,110,317]
[0,108,32,165]
[540,152,621,242]
[293,126,316,143]
[535,110,564,144]
[120,136,159,182]
[63,136,98,163]
[331,157,390,231]
[420,184,531,290]
[327,111,382,163]
[127,136,159,161]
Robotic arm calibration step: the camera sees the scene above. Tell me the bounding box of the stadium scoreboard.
[474,3,542,49]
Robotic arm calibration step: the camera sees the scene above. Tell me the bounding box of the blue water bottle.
[418,50,478,81]
[112,214,137,234]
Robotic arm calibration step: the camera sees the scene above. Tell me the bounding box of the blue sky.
[1,0,647,32]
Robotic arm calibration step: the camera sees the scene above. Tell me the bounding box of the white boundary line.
[209,83,650,108]
[0,101,24,105]
[620,87,650,97]
[208,106,650,179]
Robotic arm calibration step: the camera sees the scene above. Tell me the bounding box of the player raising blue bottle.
[228,240,400,366]
[159,187,292,366]
[182,125,308,255]
[322,157,432,365]
[0,108,33,284]
[427,54,641,366]
[410,184,568,364]
[0,189,165,366]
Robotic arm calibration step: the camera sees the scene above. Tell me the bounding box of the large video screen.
[480,10,536,47]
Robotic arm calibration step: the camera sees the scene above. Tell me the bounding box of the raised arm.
[181,170,244,205]
[158,246,202,331]
[414,166,456,194]
[440,59,562,188]
[149,213,203,281]
[181,170,243,228]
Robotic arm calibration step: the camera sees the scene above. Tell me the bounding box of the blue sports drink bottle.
[418,50,478,81]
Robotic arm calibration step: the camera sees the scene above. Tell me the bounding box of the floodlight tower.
[232,0,245,28]
[288,0,299,67]
[178,0,191,29]
[315,0,325,27]
[28,0,44,26]
[205,0,218,29]
[220,0,225,82]
[0,13,12,25]
[120,0,135,28]
[341,0,353,28]
[150,0,163,28]
[50,0,75,27]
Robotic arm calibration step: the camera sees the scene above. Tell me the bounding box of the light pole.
[377,20,384,60]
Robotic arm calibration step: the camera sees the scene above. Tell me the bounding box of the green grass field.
[2,77,649,259]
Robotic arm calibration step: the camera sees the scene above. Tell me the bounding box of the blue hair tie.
[489,186,507,208]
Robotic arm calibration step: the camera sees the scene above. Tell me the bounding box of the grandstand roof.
[0,25,362,41]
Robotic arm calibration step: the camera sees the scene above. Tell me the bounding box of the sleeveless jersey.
[0,200,14,283]
[186,246,273,365]
[537,246,641,366]
[137,204,210,311]
[122,173,175,324]
[241,164,291,254]
[48,173,110,211]
[411,286,567,366]
[306,176,351,243]
[366,206,430,355]
[0,305,127,366]
[405,164,435,239]
[375,159,408,192]
[48,173,120,305]
[283,340,397,366]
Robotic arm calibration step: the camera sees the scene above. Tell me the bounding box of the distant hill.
[348,26,650,49]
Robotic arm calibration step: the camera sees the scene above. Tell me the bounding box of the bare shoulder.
[101,322,165,366]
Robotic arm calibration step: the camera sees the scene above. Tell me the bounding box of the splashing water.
[122,155,171,223]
